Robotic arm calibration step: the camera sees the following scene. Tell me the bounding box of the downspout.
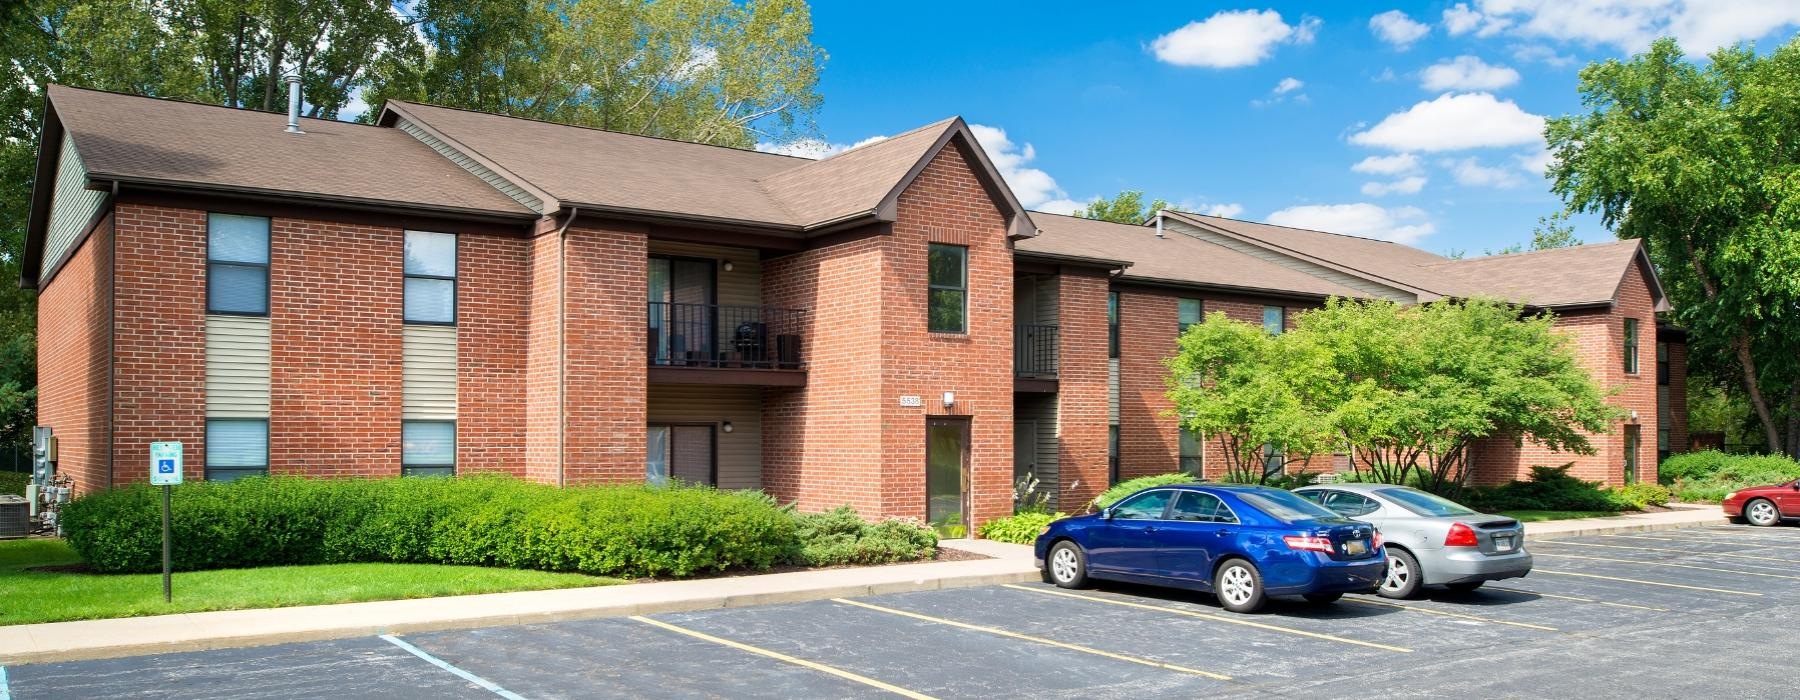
[555,207,579,487]
[107,180,118,488]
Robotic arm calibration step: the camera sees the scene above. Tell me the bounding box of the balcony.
[648,302,806,386]
[1015,324,1058,391]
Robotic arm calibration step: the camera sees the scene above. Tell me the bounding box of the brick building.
[25,86,1686,532]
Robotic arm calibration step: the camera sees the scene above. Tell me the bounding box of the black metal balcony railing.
[648,302,805,370]
[1015,324,1059,379]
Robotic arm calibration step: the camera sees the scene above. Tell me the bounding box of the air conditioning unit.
[0,495,28,538]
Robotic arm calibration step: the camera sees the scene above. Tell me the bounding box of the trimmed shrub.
[1607,482,1671,510]
[0,472,26,496]
[790,507,936,566]
[1091,473,1199,510]
[61,475,800,578]
[1460,465,1622,513]
[977,512,1066,544]
[1660,451,1800,503]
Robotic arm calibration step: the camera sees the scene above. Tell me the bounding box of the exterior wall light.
[721,421,735,433]
[722,260,735,272]
[942,391,955,407]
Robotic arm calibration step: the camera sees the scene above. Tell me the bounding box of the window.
[1108,425,1120,484]
[1375,487,1478,517]
[1262,305,1284,335]
[1178,429,1203,476]
[1169,491,1235,523]
[1656,342,1670,385]
[1262,442,1284,477]
[927,244,967,333]
[207,214,270,315]
[205,419,268,481]
[648,424,716,486]
[1623,318,1639,373]
[1111,490,1173,520]
[402,421,455,476]
[1178,298,1203,335]
[404,231,457,324]
[1107,292,1120,358]
[1623,425,1640,484]
[1318,490,1380,517]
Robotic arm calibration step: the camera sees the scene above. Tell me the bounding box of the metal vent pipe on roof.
[284,75,303,134]
[1154,209,1166,237]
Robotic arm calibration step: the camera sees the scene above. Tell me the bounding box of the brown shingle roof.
[1420,239,1652,309]
[48,85,535,218]
[1162,210,1449,294]
[1021,211,1371,299]
[758,119,957,226]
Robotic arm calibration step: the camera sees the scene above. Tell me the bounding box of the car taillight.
[1445,522,1479,547]
[1283,535,1334,553]
[1371,530,1384,549]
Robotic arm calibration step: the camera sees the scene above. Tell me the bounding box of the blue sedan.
[1033,484,1388,613]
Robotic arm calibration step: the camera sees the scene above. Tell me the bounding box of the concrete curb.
[1524,517,1730,540]
[1,557,1039,666]
[1523,507,1729,541]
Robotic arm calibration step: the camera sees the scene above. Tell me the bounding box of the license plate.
[1495,536,1515,551]
[1344,540,1368,556]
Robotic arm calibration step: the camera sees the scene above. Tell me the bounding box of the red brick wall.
[110,204,206,484]
[524,228,563,483]
[1116,290,1179,479]
[37,215,113,494]
[1056,268,1110,508]
[458,232,529,476]
[269,219,403,477]
[560,223,648,483]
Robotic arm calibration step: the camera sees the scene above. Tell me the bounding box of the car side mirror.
[1101,508,1115,520]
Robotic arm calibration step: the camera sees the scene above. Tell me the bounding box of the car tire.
[1745,498,1782,527]
[1214,559,1267,613]
[1378,548,1423,599]
[1445,581,1484,593]
[1302,592,1343,604]
[1045,540,1089,589]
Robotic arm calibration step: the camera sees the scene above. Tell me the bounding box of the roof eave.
[1012,250,1133,271]
[871,119,1039,242]
[94,175,542,224]
[1116,273,1355,302]
[1160,211,1440,297]
[20,92,64,289]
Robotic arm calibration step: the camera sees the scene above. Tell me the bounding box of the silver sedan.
[1296,483,1532,599]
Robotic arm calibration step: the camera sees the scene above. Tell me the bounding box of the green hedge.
[977,511,1067,544]
[1457,465,1668,512]
[790,507,937,566]
[62,476,800,578]
[1659,451,1800,503]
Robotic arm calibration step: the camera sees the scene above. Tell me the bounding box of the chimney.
[1154,208,1166,238]
[284,75,304,134]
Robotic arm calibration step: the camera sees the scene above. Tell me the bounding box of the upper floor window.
[1262,306,1285,335]
[1623,318,1640,373]
[1656,341,1669,385]
[1107,292,1120,358]
[404,231,457,324]
[1179,298,1203,335]
[927,243,967,333]
[207,214,270,315]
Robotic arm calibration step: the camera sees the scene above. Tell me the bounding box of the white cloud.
[1464,0,1800,54]
[1253,77,1309,107]
[1361,176,1429,196]
[968,123,1066,209]
[1420,55,1521,91]
[1265,203,1437,244]
[1035,198,1087,216]
[1351,153,1422,176]
[1350,92,1546,151]
[1370,10,1430,49]
[1205,203,1246,218]
[1510,43,1576,67]
[1151,10,1319,68]
[1274,77,1305,94]
[1442,3,1510,37]
[1516,146,1556,177]
[754,135,889,159]
[1446,157,1526,188]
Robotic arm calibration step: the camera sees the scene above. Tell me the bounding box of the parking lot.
[9,524,1800,699]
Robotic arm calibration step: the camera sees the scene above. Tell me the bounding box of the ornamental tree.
[1164,312,1337,484]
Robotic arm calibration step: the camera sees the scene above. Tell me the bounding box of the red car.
[1723,480,1800,527]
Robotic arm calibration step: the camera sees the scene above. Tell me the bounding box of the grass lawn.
[1499,510,1624,523]
[0,538,622,626]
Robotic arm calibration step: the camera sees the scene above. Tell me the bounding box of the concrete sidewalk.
[1524,504,1727,539]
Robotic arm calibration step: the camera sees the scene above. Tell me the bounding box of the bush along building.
[24,86,1686,532]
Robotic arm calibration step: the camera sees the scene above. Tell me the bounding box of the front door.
[926,418,971,538]
[1014,420,1036,491]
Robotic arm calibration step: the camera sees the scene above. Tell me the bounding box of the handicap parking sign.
[150,442,183,486]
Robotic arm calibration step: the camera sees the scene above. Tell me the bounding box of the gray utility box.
[0,494,28,538]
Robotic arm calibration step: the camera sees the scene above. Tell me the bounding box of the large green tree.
[1073,190,1171,225]
[1547,37,1800,458]
[1165,313,1337,484]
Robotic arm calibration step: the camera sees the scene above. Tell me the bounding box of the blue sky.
[759,1,1800,256]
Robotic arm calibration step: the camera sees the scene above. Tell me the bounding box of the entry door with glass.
[648,257,716,366]
[927,418,971,538]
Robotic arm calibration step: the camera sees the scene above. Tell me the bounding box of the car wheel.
[1302,592,1343,604]
[1445,581,1484,593]
[1745,499,1781,527]
[1214,559,1267,613]
[1046,541,1089,589]
[1378,549,1423,599]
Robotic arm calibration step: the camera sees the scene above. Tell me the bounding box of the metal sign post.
[149,442,183,603]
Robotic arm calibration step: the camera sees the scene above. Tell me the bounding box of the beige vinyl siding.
[1035,275,1059,326]
[1018,394,1060,509]
[647,385,761,490]
[205,315,271,418]
[1108,358,1120,424]
[649,240,764,351]
[43,135,108,279]
[394,118,544,214]
[402,325,458,420]
[1164,219,1416,302]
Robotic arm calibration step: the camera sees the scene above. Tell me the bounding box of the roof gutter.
[1113,273,1345,303]
[90,176,541,225]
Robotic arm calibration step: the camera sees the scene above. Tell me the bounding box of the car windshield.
[1376,487,1479,517]
[1238,490,1341,523]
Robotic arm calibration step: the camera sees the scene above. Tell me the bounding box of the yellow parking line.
[1536,539,1800,564]
[1338,597,1558,631]
[630,616,937,699]
[830,598,1231,680]
[1533,569,1763,596]
[1000,584,1412,653]
[1532,552,1800,580]
[1482,586,1670,612]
